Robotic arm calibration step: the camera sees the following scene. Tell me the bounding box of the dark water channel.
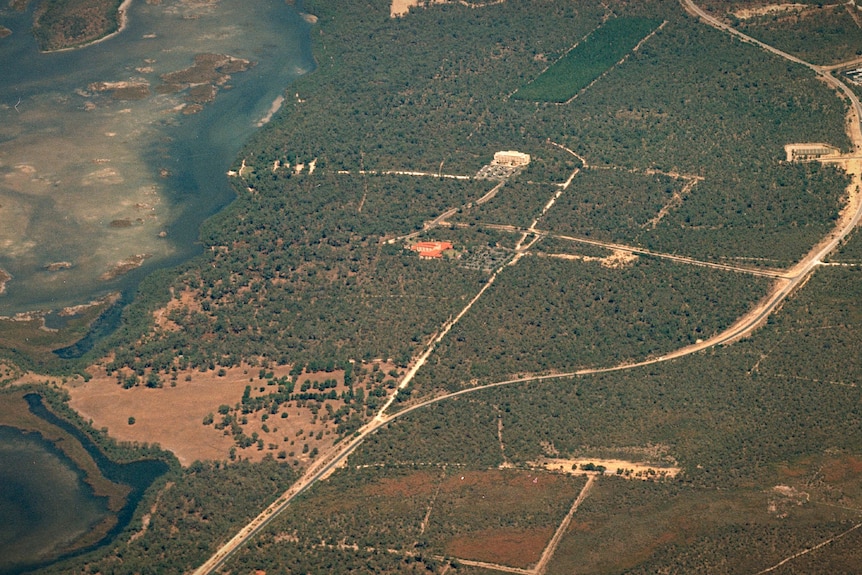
[0,394,170,574]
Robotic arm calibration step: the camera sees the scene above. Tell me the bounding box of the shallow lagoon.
[0,0,314,315]
[0,0,312,570]
[0,393,171,574]
[0,425,110,574]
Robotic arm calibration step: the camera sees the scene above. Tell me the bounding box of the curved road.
[192,4,862,573]
[681,0,862,152]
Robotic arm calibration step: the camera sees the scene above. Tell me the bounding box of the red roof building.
[410,241,453,259]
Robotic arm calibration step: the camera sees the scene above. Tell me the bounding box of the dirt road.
[534,475,596,575]
[191,4,862,572]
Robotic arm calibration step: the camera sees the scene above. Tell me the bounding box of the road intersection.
[192,3,862,573]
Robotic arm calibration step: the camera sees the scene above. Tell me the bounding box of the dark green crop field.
[513,17,662,102]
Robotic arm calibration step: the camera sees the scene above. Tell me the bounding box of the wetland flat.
[0,0,313,316]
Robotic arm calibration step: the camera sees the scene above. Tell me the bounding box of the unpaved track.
[681,0,862,343]
[682,0,862,154]
[754,522,862,574]
[534,475,596,575]
[547,231,788,278]
[191,5,862,573]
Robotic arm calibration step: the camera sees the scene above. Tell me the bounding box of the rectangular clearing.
[514,17,661,103]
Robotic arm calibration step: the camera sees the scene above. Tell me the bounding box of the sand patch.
[601,250,639,268]
[731,3,811,20]
[527,457,681,480]
[541,249,638,268]
[256,94,284,127]
[390,0,504,18]
[391,0,430,17]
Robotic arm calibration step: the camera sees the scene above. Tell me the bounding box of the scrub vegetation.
[8,0,862,572]
[81,0,850,379]
[30,0,124,51]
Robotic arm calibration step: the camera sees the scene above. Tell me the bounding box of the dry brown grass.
[63,363,338,466]
[152,287,200,332]
[822,455,862,483]
[365,470,439,498]
[447,526,554,568]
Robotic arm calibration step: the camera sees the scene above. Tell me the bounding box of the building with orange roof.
[410,241,453,259]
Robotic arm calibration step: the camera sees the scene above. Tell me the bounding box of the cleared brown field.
[64,363,332,465]
[545,473,862,575]
[425,469,586,568]
[365,469,439,498]
[447,526,554,568]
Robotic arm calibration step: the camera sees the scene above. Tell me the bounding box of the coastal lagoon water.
[0,1,312,570]
[0,426,110,573]
[0,394,171,574]
[0,0,314,315]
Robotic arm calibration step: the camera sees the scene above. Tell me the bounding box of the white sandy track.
[191,3,862,573]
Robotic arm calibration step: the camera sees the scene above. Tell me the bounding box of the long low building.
[410,241,454,259]
[493,150,531,167]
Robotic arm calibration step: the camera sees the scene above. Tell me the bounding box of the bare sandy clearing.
[447,527,554,569]
[784,142,841,162]
[526,457,682,480]
[390,0,446,18]
[390,0,505,18]
[540,249,638,268]
[731,3,811,20]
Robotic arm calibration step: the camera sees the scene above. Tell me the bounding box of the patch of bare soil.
[821,455,862,483]
[364,470,439,498]
[0,362,20,383]
[437,468,561,494]
[731,3,810,20]
[601,250,639,268]
[152,287,200,332]
[768,484,810,518]
[436,469,572,568]
[390,0,504,18]
[391,0,439,18]
[541,250,638,268]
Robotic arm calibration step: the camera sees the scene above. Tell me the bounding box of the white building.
[493,151,531,167]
